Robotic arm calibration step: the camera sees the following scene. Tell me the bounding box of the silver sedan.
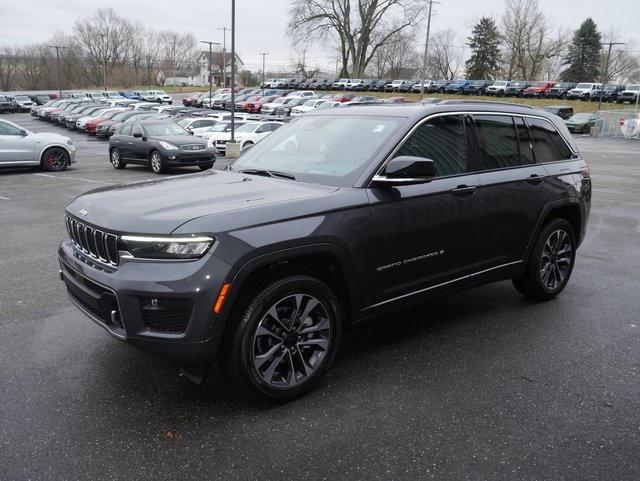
[0,118,76,171]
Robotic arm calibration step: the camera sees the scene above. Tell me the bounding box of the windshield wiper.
[238,168,296,181]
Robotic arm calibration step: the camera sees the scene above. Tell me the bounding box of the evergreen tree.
[560,18,602,82]
[465,17,501,80]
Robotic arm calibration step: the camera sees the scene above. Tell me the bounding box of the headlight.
[158,141,179,150]
[120,234,214,259]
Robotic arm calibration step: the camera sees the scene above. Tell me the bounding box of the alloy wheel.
[151,152,162,173]
[110,149,121,167]
[539,229,572,290]
[43,148,68,171]
[252,294,331,389]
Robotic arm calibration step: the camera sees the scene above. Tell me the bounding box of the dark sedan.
[108,120,215,174]
[564,113,598,134]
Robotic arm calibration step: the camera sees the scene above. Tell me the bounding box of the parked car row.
[258,77,640,103]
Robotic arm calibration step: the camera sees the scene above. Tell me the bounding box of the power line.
[200,40,221,103]
[598,41,626,112]
[259,52,269,83]
[420,0,440,97]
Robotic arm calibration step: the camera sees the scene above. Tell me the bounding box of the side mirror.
[133,132,142,138]
[372,156,436,186]
[19,129,28,136]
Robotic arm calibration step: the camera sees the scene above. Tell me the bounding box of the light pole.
[419,0,439,98]
[218,27,228,87]
[47,45,66,99]
[230,0,236,141]
[597,41,626,114]
[100,34,107,92]
[200,40,221,108]
[260,52,269,84]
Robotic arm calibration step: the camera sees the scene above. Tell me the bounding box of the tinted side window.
[526,117,573,162]
[514,117,535,165]
[394,115,468,177]
[0,121,21,135]
[472,115,520,170]
[132,124,143,137]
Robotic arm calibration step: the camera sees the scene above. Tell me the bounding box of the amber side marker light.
[214,283,231,314]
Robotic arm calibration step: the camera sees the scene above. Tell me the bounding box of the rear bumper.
[58,239,232,366]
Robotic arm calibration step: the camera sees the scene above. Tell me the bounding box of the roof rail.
[424,99,534,109]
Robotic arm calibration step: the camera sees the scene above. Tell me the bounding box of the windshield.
[209,122,244,132]
[494,81,507,86]
[303,100,321,107]
[533,82,547,87]
[230,115,403,187]
[575,83,592,89]
[15,95,30,101]
[627,85,640,91]
[143,122,189,136]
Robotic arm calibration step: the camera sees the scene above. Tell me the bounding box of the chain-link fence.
[595,109,640,140]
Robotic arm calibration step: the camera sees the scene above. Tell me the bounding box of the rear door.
[469,114,553,266]
[114,124,134,160]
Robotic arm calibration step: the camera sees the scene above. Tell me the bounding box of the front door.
[0,120,34,164]
[367,114,484,306]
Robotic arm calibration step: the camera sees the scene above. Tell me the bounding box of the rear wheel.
[41,147,69,172]
[513,219,576,301]
[222,274,343,402]
[110,148,126,169]
[149,150,164,174]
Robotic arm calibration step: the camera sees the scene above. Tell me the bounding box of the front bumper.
[58,239,232,366]
[160,149,215,166]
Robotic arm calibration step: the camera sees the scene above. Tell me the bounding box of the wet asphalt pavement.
[0,112,639,480]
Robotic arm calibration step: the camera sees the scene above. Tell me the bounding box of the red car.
[523,81,556,98]
[330,93,356,103]
[182,92,203,106]
[85,109,129,135]
[244,95,280,113]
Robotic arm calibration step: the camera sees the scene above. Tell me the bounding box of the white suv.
[486,81,512,96]
[567,83,602,101]
[141,90,173,104]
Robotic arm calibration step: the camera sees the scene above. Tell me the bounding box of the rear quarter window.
[526,117,573,163]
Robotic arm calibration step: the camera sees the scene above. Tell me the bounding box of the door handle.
[450,185,477,197]
[526,174,546,185]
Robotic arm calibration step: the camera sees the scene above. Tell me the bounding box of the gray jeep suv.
[59,101,591,401]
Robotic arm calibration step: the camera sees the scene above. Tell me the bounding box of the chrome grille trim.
[65,215,119,266]
[180,144,206,152]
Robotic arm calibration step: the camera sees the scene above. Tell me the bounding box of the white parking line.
[34,173,114,185]
[0,195,11,200]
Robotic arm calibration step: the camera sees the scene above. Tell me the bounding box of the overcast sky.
[1,0,638,72]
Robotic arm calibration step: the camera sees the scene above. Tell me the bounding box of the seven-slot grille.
[65,215,119,266]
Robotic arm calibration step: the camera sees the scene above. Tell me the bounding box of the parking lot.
[1,111,639,480]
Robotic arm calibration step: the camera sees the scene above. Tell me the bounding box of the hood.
[66,170,338,234]
[29,132,71,143]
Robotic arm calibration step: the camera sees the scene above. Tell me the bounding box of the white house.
[164,50,245,87]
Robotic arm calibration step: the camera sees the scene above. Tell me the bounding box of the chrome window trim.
[368,110,577,187]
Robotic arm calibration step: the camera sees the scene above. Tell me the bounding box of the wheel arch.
[216,243,359,354]
[39,144,70,166]
[525,200,583,261]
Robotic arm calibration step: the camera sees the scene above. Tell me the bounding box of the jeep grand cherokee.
[58,101,591,401]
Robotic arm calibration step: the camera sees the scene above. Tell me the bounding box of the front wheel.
[199,163,213,171]
[222,275,343,402]
[110,148,126,169]
[149,151,164,174]
[41,147,69,172]
[512,219,576,301]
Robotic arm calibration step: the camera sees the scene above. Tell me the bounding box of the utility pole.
[47,45,66,99]
[231,0,236,141]
[98,33,109,92]
[218,27,228,87]
[419,0,439,97]
[200,41,220,109]
[597,41,626,114]
[260,52,269,84]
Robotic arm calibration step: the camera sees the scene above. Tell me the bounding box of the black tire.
[110,148,126,169]
[41,147,69,172]
[512,218,576,301]
[199,163,213,171]
[149,150,164,174]
[222,274,343,402]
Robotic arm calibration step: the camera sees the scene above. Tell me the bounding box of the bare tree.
[501,0,565,80]
[373,29,419,78]
[429,29,464,80]
[73,8,133,87]
[161,31,198,84]
[142,29,163,89]
[287,0,422,77]
[0,46,19,90]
